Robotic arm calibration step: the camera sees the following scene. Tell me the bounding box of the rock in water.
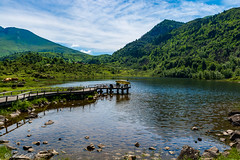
[134,142,140,147]
[23,146,32,150]
[44,120,54,125]
[202,146,219,158]
[191,126,199,131]
[177,145,200,160]
[86,143,95,151]
[149,147,156,150]
[0,140,9,144]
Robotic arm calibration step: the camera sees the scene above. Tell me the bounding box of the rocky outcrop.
[177,145,200,160]
[202,147,219,159]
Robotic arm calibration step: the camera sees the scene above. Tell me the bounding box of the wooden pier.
[0,84,131,107]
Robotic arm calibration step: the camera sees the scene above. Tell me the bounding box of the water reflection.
[1,78,240,159]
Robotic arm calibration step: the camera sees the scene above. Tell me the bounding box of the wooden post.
[121,89,124,95]
[107,89,108,94]
[11,92,12,96]
[5,96,8,103]
[37,91,38,96]
[17,95,18,100]
[44,91,45,96]
[29,92,31,97]
[127,89,129,94]
[117,89,119,94]
[23,94,25,99]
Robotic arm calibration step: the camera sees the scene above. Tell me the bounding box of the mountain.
[111,7,240,80]
[0,27,90,60]
[112,20,184,59]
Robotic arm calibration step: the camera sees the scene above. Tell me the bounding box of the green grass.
[215,148,240,160]
[0,145,12,160]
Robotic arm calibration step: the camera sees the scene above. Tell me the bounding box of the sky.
[0,0,240,55]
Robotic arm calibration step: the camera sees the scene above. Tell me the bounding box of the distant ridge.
[0,26,90,59]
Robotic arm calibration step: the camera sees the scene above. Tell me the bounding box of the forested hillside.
[112,7,240,80]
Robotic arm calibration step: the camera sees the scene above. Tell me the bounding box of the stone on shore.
[9,154,30,160]
[177,145,200,160]
[202,147,219,159]
[6,145,17,150]
[230,131,240,141]
[10,110,21,118]
[34,150,55,160]
[25,113,38,119]
[44,120,54,125]
[124,155,136,160]
[228,114,240,126]
[0,140,9,144]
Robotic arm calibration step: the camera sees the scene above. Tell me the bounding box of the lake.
[1,78,240,159]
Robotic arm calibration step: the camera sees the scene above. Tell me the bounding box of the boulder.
[44,120,54,125]
[228,114,240,126]
[165,146,170,150]
[0,115,5,122]
[177,145,200,160]
[34,150,54,160]
[43,141,48,144]
[202,147,219,159]
[230,131,240,141]
[97,149,102,152]
[48,149,59,155]
[9,155,30,160]
[85,136,89,139]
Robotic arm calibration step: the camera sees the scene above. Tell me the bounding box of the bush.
[12,100,32,112]
[31,97,48,105]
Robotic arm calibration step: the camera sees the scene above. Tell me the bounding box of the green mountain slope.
[112,7,240,80]
[0,27,90,60]
[112,20,184,59]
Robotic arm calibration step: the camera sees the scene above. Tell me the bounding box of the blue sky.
[0,0,240,55]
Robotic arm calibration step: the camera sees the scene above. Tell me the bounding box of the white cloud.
[0,0,238,55]
[71,44,80,48]
[80,49,92,55]
[222,0,240,7]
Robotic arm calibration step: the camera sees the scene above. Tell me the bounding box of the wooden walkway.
[0,84,131,107]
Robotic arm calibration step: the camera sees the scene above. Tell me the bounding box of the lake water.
[1,78,240,159]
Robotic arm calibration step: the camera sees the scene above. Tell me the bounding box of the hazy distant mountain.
[0,26,90,60]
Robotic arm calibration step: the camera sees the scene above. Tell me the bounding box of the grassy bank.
[0,146,12,160]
